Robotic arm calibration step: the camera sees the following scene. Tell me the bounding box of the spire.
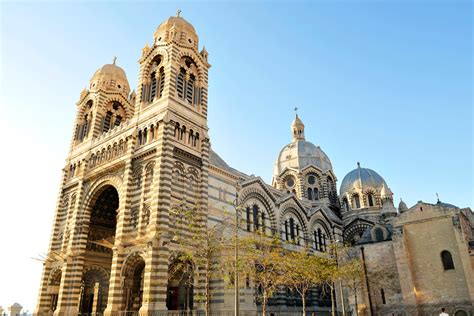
[291,107,305,142]
[112,56,117,65]
[357,162,363,191]
[176,9,182,17]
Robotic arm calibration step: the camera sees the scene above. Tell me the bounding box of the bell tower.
[34,12,212,316]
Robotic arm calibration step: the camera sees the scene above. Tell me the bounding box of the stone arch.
[239,187,276,231]
[343,221,373,245]
[121,251,146,311]
[77,96,98,119]
[102,97,132,122]
[142,49,169,77]
[279,206,309,244]
[176,51,205,83]
[79,265,111,314]
[167,251,195,311]
[83,174,124,212]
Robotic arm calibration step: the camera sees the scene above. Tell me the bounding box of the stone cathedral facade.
[35,13,474,316]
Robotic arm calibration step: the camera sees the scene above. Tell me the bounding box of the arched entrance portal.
[47,269,61,313]
[166,259,194,311]
[79,185,119,314]
[122,254,145,312]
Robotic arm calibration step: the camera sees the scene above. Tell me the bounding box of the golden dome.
[154,12,198,49]
[89,58,130,94]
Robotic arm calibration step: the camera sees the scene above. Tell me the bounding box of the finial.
[112,56,117,65]
[436,193,440,203]
[294,106,298,117]
[357,161,361,168]
[176,9,182,17]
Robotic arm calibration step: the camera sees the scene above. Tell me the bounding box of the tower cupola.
[291,114,305,142]
[154,10,199,50]
[89,57,130,95]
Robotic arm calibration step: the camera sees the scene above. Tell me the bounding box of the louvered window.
[80,117,89,140]
[186,75,194,104]
[102,111,113,133]
[114,115,122,127]
[177,68,186,99]
[149,71,157,101]
[158,68,165,98]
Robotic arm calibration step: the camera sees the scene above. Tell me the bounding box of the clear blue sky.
[0,0,472,311]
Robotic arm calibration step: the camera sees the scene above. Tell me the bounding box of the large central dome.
[273,141,333,178]
[273,115,333,178]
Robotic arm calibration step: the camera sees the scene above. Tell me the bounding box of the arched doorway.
[79,268,109,314]
[47,269,61,313]
[122,254,145,312]
[79,185,119,314]
[166,258,194,311]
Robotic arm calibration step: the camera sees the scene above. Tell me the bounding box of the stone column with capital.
[139,121,174,315]
[104,136,136,316]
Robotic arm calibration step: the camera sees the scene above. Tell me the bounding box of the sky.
[0,0,472,312]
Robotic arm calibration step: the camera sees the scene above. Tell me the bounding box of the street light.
[232,185,243,316]
[335,239,346,316]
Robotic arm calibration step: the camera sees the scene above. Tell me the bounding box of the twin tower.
[35,13,212,315]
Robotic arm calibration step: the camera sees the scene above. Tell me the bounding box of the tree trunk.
[330,284,335,316]
[262,290,267,316]
[301,291,306,316]
[354,280,359,316]
[205,260,210,316]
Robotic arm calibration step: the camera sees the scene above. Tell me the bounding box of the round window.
[286,178,295,188]
[308,175,316,185]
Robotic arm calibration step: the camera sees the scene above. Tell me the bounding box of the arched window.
[176,57,200,107]
[186,74,195,104]
[143,56,164,103]
[282,214,303,244]
[150,71,157,100]
[177,68,186,99]
[306,174,319,201]
[368,194,374,207]
[101,101,125,134]
[342,198,349,212]
[158,67,165,98]
[102,111,113,133]
[352,194,361,209]
[374,228,384,242]
[441,250,455,270]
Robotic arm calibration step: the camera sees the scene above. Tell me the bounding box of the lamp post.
[233,187,242,316]
[335,240,346,316]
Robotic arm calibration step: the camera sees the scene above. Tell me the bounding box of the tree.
[233,230,286,316]
[169,204,232,316]
[335,245,364,316]
[281,247,328,316]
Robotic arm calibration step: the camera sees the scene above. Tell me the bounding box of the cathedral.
[34,12,474,316]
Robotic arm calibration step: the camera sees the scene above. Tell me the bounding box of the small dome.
[90,60,130,94]
[340,164,388,198]
[273,140,333,178]
[154,13,198,49]
[398,199,408,212]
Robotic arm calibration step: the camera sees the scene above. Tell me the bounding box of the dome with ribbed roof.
[273,115,333,178]
[89,59,130,94]
[154,12,198,49]
[340,164,388,198]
